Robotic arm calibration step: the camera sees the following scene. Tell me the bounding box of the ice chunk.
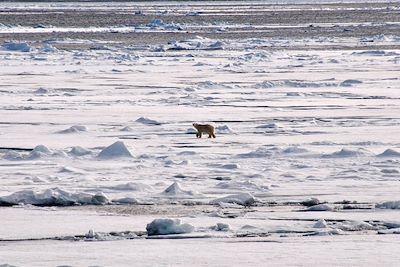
[215,125,234,134]
[3,151,23,161]
[377,149,400,157]
[146,218,194,236]
[322,148,371,158]
[255,81,275,88]
[337,220,375,231]
[340,79,363,87]
[58,125,88,134]
[305,204,334,211]
[216,181,269,192]
[97,141,133,159]
[28,145,53,159]
[313,219,328,228]
[0,188,109,206]
[135,117,161,125]
[111,182,153,192]
[210,193,256,206]
[213,223,231,231]
[2,42,32,52]
[220,163,240,169]
[255,123,283,129]
[112,197,138,204]
[301,198,320,207]
[34,87,50,94]
[146,19,183,31]
[120,126,134,132]
[69,146,92,156]
[376,201,400,209]
[162,182,197,197]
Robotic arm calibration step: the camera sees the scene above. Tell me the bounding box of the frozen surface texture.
[0,0,400,266]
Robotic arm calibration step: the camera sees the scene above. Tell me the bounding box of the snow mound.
[378,228,400,235]
[255,123,283,129]
[216,181,269,192]
[282,146,309,154]
[352,50,386,56]
[34,87,50,94]
[237,146,278,158]
[213,223,231,231]
[146,218,194,236]
[146,19,183,31]
[2,42,32,52]
[110,182,153,192]
[340,79,363,87]
[155,37,225,51]
[337,220,375,231]
[58,125,88,134]
[220,163,240,169]
[0,188,109,206]
[162,182,197,197]
[135,117,161,125]
[215,125,234,134]
[121,126,134,132]
[322,148,371,158]
[313,219,328,228]
[377,149,400,157]
[28,145,53,159]
[301,197,320,207]
[376,201,400,209]
[255,81,275,89]
[69,146,92,156]
[97,141,133,159]
[210,193,256,206]
[3,151,24,161]
[112,197,138,204]
[305,204,334,211]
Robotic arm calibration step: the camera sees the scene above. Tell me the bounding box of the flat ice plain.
[0,1,400,266]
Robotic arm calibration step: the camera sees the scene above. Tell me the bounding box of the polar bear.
[192,123,216,138]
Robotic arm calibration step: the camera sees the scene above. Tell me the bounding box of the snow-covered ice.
[0,0,400,266]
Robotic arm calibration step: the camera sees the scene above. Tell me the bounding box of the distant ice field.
[0,1,400,266]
